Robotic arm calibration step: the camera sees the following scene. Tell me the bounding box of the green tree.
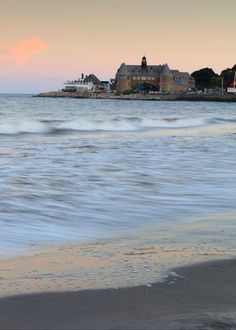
[210,76,221,88]
[220,65,236,88]
[191,68,218,89]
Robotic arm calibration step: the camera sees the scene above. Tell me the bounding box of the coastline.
[34,91,236,102]
[0,258,236,329]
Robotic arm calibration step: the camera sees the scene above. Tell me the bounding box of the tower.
[141,56,147,69]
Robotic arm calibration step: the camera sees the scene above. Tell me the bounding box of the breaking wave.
[0,116,234,135]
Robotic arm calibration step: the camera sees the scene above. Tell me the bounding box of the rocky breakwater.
[34,91,162,100]
[34,91,78,98]
[34,91,236,102]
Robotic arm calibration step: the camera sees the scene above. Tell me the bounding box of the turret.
[141,56,147,69]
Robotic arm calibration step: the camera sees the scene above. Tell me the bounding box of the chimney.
[81,73,84,79]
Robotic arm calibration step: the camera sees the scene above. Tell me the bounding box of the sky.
[0,0,235,93]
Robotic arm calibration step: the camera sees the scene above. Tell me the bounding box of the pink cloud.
[0,37,47,64]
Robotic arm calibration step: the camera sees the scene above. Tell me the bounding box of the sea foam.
[0,116,226,135]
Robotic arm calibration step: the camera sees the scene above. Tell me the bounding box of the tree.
[220,65,236,88]
[191,68,218,89]
[210,76,221,88]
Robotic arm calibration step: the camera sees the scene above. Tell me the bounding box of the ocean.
[0,94,236,256]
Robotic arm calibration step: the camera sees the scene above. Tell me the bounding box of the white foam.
[57,117,211,132]
[142,117,209,128]
[0,116,229,135]
[57,118,137,131]
[0,120,49,134]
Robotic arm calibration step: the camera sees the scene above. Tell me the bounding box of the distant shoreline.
[34,91,236,102]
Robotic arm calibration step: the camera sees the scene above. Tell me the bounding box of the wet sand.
[0,259,236,330]
[0,213,235,329]
[1,212,236,298]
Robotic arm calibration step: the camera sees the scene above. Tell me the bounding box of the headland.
[34,57,236,101]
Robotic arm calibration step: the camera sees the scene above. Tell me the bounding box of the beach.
[0,258,236,329]
[1,0,236,327]
[0,210,235,298]
[0,96,235,329]
[0,211,236,329]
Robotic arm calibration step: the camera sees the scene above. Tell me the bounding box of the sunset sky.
[0,0,235,93]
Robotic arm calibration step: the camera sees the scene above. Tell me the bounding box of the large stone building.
[115,57,195,93]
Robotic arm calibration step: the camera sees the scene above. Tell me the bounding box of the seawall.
[34,91,236,102]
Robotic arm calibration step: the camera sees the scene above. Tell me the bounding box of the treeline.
[191,65,236,89]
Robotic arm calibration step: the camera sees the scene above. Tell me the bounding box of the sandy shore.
[0,212,236,298]
[0,212,235,329]
[0,259,236,329]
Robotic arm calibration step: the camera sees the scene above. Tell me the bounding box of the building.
[115,56,195,93]
[63,74,111,93]
[63,74,94,93]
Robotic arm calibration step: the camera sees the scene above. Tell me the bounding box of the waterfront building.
[63,74,111,93]
[63,74,94,93]
[115,57,195,93]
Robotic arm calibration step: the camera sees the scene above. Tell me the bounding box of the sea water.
[0,95,235,255]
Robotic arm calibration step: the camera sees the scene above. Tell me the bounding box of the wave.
[0,116,234,135]
[0,120,49,135]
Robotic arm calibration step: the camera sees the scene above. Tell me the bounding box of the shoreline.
[0,211,235,328]
[0,211,235,299]
[0,258,236,329]
[34,91,236,102]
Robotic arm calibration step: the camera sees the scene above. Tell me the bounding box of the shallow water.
[0,95,235,255]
